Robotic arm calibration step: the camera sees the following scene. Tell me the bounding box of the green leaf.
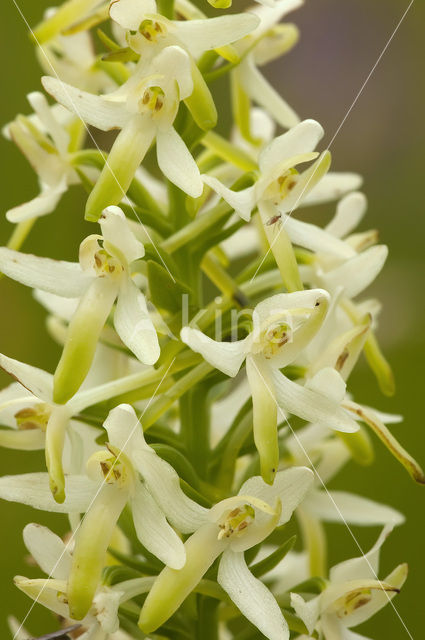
[250,535,296,577]
[147,260,191,313]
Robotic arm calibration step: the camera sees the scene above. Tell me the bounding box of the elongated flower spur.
[0,0,422,638]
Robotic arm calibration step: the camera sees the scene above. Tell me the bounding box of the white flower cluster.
[1,0,423,639]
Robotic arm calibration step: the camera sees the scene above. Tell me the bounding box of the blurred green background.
[0,0,424,637]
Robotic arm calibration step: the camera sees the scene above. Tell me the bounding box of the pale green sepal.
[85,115,154,222]
[184,60,217,131]
[0,428,45,450]
[53,277,119,404]
[363,331,395,396]
[139,523,225,633]
[32,0,102,43]
[45,406,70,503]
[231,73,259,145]
[68,483,128,620]
[208,0,232,8]
[337,426,374,466]
[201,131,258,172]
[246,355,278,485]
[259,201,303,292]
[297,507,327,578]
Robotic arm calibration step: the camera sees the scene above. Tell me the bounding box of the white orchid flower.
[139,466,314,639]
[0,404,204,619]
[291,526,408,640]
[182,288,360,484]
[0,206,160,404]
[4,92,85,227]
[43,44,203,221]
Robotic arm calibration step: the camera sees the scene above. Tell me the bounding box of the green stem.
[201,131,258,172]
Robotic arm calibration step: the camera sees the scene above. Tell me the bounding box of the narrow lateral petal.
[131,481,186,569]
[321,246,388,298]
[156,127,203,198]
[201,175,255,221]
[325,192,368,238]
[281,214,356,258]
[180,327,248,377]
[218,549,289,640]
[115,278,160,366]
[0,473,97,512]
[23,523,72,580]
[0,353,53,402]
[272,370,359,433]
[303,490,404,526]
[330,525,393,583]
[42,76,130,131]
[0,248,91,297]
[6,183,67,223]
[302,172,363,206]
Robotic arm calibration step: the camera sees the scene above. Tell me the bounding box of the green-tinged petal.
[14,577,70,618]
[45,406,70,503]
[254,23,300,66]
[343,401,425,484]
[115,278,160,366]
[0,473,97,512]
[302,172,363,207]
[363,331,395,396]
[68,483,128,620]
[175,14,260,58]
[240,467,314,526]
[0,248,91,298]
[139,523,224,633]
[0,428,45,450]
[218,549,289,640]
[290,592,320,635]
[325,192,367,238]
[132,448,209,533]
[239,55,299,130]
[201,176,256,221]
[321,246,388,298]
[6,183,67,223]
[85,115,155,222]
[156,126,203,198]
[259,120,323,175]
[272,369,359,433]
[180,326,248,378]
[303,490,404,527]
[23,523,71,580]
[258,200,303,292]
[246,355,278,485]
[53,277,119,404]
[297,507,327,577]
[330,525,393,584]
[100,206,144,264]
[131,480,186,569]
[0,353,53,402]
[33,0,102,42]
[41,76,129,132]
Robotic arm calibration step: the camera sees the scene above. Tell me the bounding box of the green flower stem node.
[139,524,224,633]
[53,277,119,404]
[68,484,128,620]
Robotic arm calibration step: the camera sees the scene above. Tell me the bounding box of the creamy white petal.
[0,247,92,297]
[305,367,347,404]
[249,0,304,39]
[131,481,186,569]
[238,56,300,130]
[259,120,323,175]
[23,523,72,580]
[239,466,314,526]
[0,353,53,402]
[325,192,367,238]
[42,76,130,131]
[175,13,260,58]
[0,473,97,512]
[290,592,320,635]
[152,45,193,100]
[302,172,363,206]
[218,550,289,640]
[321,246,388,298]
[104,403,147,451]
[180,326,248,377]
[156,127,203,198]
[100,206,145,264]
[33,289,79,321]
[109,0,157,29]
[281,214,356,258]
[132,449,208,533]
[303,490,404,526]
[6,182,67,223]
[201,176,256,221]
[115,278,160,365]
[330,525,393,583]
[272,370,359,433]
